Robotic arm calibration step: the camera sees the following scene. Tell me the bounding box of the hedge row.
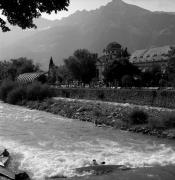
[0,80,54,104]
[54,88,175,108]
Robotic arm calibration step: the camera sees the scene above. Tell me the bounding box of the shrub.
[62,90,70,98]
[26,82,54,101]
[148,112,175,129]
[163,112,175,128]
[6,86,26,104]
[0,80,17,101]
[97,91,105,100]
[129,109,148,125]
[148,115,165,129]
[121,75,133,87]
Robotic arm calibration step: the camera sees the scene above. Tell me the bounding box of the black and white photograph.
[1,0,175,180]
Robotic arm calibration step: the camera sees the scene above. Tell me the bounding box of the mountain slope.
[1,0,175,69]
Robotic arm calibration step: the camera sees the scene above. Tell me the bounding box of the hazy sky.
[1,0,175,20]
[123,0,175,12]
[42,0,175,20]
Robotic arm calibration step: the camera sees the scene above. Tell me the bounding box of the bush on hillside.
[6,86,26,104]
[129,109,148,125]
[26,82,54,101]
[148,115,165,129]
[121,75,133,87]
[148,112,175,129]
[163,112,175,128]
[0,80,17,101]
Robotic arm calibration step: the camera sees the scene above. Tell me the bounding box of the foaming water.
[0,102,175,179]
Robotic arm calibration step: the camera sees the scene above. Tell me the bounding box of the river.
[0,102,175,179]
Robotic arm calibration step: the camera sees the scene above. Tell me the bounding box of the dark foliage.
[26,82,53,101]
[0,80,17,101]
[64,49,97,84]
[167,56,175,86]
[97,92,105,100]
[121,75,133,87]
[103,58,140,85]
[141,65,162,87]
[0,80,54,103]
[163,113,175,128]
[0,0,70,32]
[6,86,26,104]
[129,109,148,125]
[0,57,39,81]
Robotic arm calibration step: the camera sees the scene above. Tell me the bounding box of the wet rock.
[15,172,30,180]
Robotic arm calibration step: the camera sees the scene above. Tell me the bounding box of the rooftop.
[130,45,175,63]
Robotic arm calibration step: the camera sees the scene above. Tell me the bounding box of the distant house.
[16,72,47,85]
[129,45,175,72]
[96,42,124,81]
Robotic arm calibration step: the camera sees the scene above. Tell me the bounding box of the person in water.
[92,159,98,166]
[0,149,10,157]
[92,159,106,166]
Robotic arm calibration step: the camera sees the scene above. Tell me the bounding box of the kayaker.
[92,159,106,166]
[0,149,10,157]
[92,159,98,165]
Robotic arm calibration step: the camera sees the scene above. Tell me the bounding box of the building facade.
[96,42,124,81]
[129,45,175,72]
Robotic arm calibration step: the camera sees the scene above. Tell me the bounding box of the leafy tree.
[64,49,97,84]
[103,58,140,85]
[0,0,70,32]
[141,65,162,87]
[121,48,130,58]
[10,57,39,76]
[168,47,175,58]
[141,70,153,87]
[0,60,11,80]
[56,65,73,84]
[121,75,133,87]
[159,79,168,87]
[150,65,162,86]
[0,57,40,81]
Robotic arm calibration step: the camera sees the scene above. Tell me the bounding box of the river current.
[0,102,175,179]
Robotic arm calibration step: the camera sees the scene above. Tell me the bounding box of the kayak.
[76,164,131,175]
[0,156,9,167]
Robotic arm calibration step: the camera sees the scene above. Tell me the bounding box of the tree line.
[1,48,175,88]
[52,48,175,88]
[0,57,40,81]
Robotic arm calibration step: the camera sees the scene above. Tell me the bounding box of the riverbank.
[19,97,175,139]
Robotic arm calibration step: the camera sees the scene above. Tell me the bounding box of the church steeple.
[49,56,54,68]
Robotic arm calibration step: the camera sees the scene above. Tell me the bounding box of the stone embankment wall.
[54,88,175,109]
